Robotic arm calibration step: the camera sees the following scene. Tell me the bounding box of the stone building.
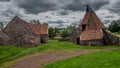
[0,16,48,47]
[70,5,119,46]
[0,22,3,31]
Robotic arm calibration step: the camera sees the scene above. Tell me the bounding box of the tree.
[48,27,56,38]
[67,25,76,34]
[108,20,120,32]
[60,30,70,38]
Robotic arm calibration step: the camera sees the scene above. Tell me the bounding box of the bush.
[108,20,120,32]
[60,30,70,38]
[48,27,57,38]
[58,38,70,42]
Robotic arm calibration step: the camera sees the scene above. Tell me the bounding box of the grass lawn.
[45,50,120,68]
[0,40,119,67]
[111,32,120,37]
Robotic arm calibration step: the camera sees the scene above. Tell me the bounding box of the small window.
[82,24,86,31]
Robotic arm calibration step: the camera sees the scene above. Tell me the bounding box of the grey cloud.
[65,0,109,11]
[2,20,9,26]
[2,8,24,18]
[59,10,69,15]
[48,20,65,24]
[48,23,65,28]
[105,16,114,18]
[71,21,80,27]
[14,0,57,14]
[56,24,64,28]
[13,0,109,14]
[2,9,13,17]
[108,1,120,14]
[0,0,10,2]
[89,0,109,10]
[46,16,52,19]
[103,20,111,24]
[56,10,72,15]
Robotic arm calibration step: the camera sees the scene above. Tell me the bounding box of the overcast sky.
[0,0,120,28]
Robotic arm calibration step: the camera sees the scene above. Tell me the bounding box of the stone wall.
[80,39,104,46]
[41,35,49,43]
[103,31,119,45]
[3,19,41,47]
[70,30,81,44]
[0,32,10,45]
[0,22,3,31]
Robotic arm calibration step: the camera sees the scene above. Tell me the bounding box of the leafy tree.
[60,30,70,38]
[54,27,60,36]
[67,25,76,34]
[48,27,56,38]
[108,20,120,32]
[48,25,76,38]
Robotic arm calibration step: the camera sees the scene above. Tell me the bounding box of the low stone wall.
[103,31,119,45]
[58,38,70,42]
[80,39,104,46]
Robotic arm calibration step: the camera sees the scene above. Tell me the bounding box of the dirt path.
[10,48,120,68]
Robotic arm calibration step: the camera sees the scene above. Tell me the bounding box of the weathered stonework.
[80,40,104,46]
[0,31,10,45]
[103,31,119,45]
[70,5,119,46]
[0,16,48,47]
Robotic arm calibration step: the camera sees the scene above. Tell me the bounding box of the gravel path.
[9,48,120,68]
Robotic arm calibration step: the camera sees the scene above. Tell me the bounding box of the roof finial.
[84,5,94,12]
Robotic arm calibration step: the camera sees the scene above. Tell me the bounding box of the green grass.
[0,40,119,67]
[45,50,120,68]
[0,46,26,65]
[111,32,120,37]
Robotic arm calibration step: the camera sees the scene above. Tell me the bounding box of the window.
[82,24,86,31]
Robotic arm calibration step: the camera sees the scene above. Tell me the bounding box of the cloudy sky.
[0,0,120,28]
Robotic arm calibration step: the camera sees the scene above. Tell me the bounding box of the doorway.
[76,37,80,44]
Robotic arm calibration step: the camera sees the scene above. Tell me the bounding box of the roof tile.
[80,29,103,41]
[26,23,48,35]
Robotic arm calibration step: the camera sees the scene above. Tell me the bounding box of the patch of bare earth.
[9,48,120,68]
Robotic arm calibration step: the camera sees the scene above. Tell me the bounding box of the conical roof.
[79,5,106,41]
[78,5,105,30]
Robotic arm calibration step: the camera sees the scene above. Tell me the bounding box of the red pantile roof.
[80,29,103,41]
[13,16,48,35]
[26,23,48,35]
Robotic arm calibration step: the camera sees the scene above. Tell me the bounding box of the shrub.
[60,30,70,38]
[108,20,120,32]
